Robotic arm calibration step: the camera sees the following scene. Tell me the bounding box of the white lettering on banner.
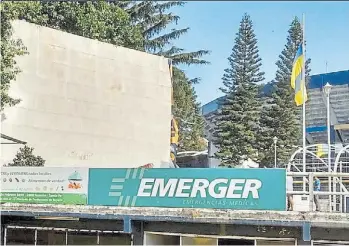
[226,179,245,198]
[191,179,209,197]
[242,179,262,199]
[175,179,193,197]
[137,178,262,199]
[208,179,228,198]
[151,179,178,197]
[137,178,154,196]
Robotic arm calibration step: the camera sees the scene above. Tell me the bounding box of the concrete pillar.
[132,221,144,245]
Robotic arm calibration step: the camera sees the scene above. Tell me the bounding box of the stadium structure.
[202,70,349,145]
[202,71,349,162]
[179,70,349,168]
[199,70,349,211]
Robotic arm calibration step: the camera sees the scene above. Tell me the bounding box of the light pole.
[323,82,332,171]
[323,82,332,211]
[273,136,278,168]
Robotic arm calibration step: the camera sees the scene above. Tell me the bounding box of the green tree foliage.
[0,3,28,111]
[172,67,206,151]
[8,145,45,167]
[257,17,311,167]
[118,1,209,151]
[118,1,210,65]
[2,1,143,50]
[1,0,143,111]
[214,14,265,166]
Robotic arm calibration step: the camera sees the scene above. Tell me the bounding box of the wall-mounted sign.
[88,168,286,210]
[0,167,88,205]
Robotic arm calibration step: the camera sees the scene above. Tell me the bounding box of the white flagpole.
[302,13,307,192]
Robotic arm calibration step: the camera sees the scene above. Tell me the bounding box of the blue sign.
[88,168,286,210]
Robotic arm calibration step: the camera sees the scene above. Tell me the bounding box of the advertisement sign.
[0,167,88,205]
[88,168,286,210]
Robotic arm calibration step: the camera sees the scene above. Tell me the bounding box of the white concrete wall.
[1,20,172,168]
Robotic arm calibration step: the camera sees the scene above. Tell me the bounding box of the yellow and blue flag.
[291,44,307,106]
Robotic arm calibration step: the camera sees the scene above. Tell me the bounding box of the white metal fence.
[287,172,349,213]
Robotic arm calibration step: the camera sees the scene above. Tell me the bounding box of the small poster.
[0,167,88,205]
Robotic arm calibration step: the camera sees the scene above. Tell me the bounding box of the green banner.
[0,192,87,205]
[88,168,286,210]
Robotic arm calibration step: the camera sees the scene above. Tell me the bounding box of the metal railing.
[287,172,349,213]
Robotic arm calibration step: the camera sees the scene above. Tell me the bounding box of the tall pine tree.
[257,17,311,167]
[117,1,210,65]
[172,67,206,151]
[214,14,265,166]
[118,1,209,151]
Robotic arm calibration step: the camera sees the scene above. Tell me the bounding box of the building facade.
[1,21,172,168]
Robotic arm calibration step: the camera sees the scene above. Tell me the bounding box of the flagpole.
[302,13,307,192]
